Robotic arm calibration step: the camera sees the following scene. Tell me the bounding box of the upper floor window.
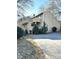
[22,22,28,27]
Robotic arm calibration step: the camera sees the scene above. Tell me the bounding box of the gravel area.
[17,39,37,59]
[17,38,45,59]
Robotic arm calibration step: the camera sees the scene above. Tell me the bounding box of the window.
[36,22,40,25]
[22,22,28,26]
[31,22,35,26]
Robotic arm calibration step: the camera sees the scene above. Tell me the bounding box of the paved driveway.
[32,33,61,39]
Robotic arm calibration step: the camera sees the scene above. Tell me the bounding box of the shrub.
[32,25,39,34]
[52,27,57,32]
[32,22,48,34]
[17,27,25,39]
[25,29,28,34]
[41,22,48,34]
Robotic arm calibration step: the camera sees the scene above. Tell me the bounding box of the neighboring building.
[17,10,61,33]
[17,16,33,33]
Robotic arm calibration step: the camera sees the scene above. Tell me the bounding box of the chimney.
[33,14,35,17]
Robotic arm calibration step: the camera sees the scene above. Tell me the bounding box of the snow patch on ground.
[33,39,61,59]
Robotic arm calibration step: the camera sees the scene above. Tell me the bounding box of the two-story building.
[17,10,61,33]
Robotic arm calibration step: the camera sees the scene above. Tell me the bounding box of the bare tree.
[47,0,61,20]
[39,0,61,11]
[17,0,33,19]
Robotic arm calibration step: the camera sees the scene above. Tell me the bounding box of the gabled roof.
[32,12,43,19]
